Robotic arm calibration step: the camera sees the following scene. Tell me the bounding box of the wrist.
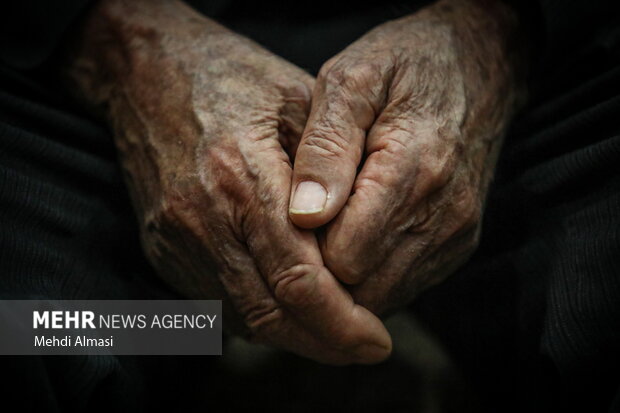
[417,0,528,196]
[63,0,228,108]
[442,0,528,98]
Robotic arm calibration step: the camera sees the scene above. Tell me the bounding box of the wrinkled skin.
[64,0,526,364]
[65,0,391,364]
[289,0,526,314]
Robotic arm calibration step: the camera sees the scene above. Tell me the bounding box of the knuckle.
[411,130,462,193]
[301,129,351,161]
[318,60,344,88]
[278,77,313,105]
[240,300,284,339]
[320,59,383,92]
[417,155,454,191]
[318,56,340,78]
[456,188,482,230]
[323,242,366,285]
[381,133,411,155]
[331,262,365,286]
[407,201,442,234]
[271,263,321,308]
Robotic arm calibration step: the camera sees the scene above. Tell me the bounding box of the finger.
[215,235,386,365]
[246,153,392,364]
[349,219,481,315]
[275,74,315,161]
[322,116,458,285]
[289,60,391,228]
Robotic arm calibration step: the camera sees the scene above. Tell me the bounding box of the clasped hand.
[68,0,524,364]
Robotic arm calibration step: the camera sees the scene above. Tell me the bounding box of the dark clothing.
[1,0,619,411]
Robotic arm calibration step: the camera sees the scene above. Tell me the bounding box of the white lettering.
[32,311,96,329]
[33,311,48,329]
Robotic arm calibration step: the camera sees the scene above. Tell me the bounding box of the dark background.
[1,0,619,411]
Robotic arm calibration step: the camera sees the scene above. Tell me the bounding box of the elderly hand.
[289,0,526,314]
[66,0,391,364]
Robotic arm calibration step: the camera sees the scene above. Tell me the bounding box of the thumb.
[289,62,387,228]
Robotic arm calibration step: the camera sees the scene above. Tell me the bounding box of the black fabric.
[414,3,620,409]
[0,0,619,411]
[0,63,219,413]
[414,64,620,411]
[0,1,92,69]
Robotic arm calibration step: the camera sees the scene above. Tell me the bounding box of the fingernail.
[289,181,327,214]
